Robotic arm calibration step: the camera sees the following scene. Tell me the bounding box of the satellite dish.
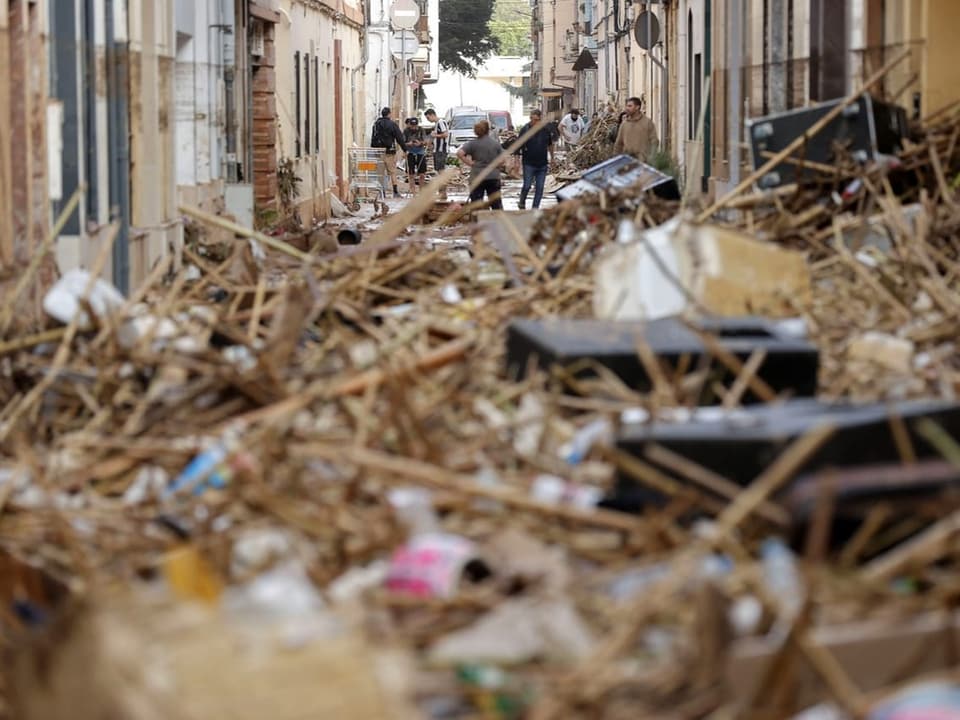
[634,11,661,50]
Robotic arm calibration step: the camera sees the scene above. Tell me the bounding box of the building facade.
[0,0,374,295]
[271,0,365,221]
[528,0,960,197]
[531,0,577,117]
[365,0,438,135]
[40,0,257,292]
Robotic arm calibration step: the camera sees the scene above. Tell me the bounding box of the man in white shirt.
[559,109,584,149]
[424,108,448,198]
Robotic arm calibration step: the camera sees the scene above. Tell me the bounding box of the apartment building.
[564,0,960,196]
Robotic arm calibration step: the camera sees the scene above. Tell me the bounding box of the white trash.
[43,269,125,329]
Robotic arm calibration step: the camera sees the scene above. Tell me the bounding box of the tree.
[439,0,499,76]
[489,0,533,57]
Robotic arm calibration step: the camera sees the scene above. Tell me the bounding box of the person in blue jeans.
[515,109,555,209]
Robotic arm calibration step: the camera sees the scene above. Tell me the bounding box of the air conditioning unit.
[250,21,265,57]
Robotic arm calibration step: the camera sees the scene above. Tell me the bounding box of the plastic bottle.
[166,428,240,497]
[761,537,804,619]
[561,418,613,465]
[616,219,638,245]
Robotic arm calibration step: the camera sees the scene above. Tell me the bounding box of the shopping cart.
[348,147,386,210]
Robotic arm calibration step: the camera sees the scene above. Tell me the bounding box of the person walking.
[370,107,407,198]
[403,117,428,193]
[614,96,659,163]
[515,109,554,210]
[559,108,585,149]
[424,108,449,198]
[457,119,504,210]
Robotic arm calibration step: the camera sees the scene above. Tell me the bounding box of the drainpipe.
[769,0,786,112]
[352,2,370,146]
[244,1,254,183]
[703,0,711,186]
[219,0,237,175]
[105,0,130,294]
[728,0,741,185]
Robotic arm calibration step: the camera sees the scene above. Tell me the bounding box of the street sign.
[389,0,420,30]
[390,31,420,58]
[634,11,661,49]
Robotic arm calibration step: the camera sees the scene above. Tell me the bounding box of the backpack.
[371,118,394,151]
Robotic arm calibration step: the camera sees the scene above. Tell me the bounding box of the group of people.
[369,106,449,198]
[369,97,658,211]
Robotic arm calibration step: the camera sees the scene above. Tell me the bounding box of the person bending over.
[403,117,428,193]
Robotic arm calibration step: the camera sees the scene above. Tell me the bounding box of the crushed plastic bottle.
[530,474,603,510]
[166,427,249,497]
[560,417,613,465]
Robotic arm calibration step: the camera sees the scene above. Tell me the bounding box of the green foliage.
[648,148,680,178]
[501,81,537,104]
[254,207,279,230]
[439,0,498,76]
[489,0,533,57]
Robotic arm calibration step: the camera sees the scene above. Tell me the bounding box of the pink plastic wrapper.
[385,533,478,599]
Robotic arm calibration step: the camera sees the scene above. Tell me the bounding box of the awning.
[250,1,280,23]
[540,88,565,98]
[572,48,598,71]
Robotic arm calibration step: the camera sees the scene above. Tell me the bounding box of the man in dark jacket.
[371,107,408,198]
[515,109,554,210]
[403,117,427,194]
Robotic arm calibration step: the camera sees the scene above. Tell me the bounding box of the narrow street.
[3,1,960,719]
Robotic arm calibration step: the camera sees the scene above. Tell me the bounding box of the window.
[314,56,319,152]
[693,53,702,136]
[304,54,310,155]
[294,51,301,157]
[688,10,694,140]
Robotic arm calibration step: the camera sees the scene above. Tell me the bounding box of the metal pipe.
[105,0,130,293]
[728,0,742,185]
[245,1,254,182]
[769,0,786,112]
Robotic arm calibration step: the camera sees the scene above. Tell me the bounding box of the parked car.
[443,105,483,121]
[447,111,502,150]
[488,110,514,133]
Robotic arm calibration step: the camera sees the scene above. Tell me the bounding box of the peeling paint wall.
[174,0,233,210]
[1,0,53,322]
[128,0,178,284]
[274,0,365,220]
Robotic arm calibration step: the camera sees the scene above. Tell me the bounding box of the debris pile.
[2,97,960,719]
[566,108,622,170]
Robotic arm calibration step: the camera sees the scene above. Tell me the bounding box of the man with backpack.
[370,107,407,198]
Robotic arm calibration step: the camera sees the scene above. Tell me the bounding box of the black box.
[613,398,960,492]
[506,316,818,403]
[746,93,908,189]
